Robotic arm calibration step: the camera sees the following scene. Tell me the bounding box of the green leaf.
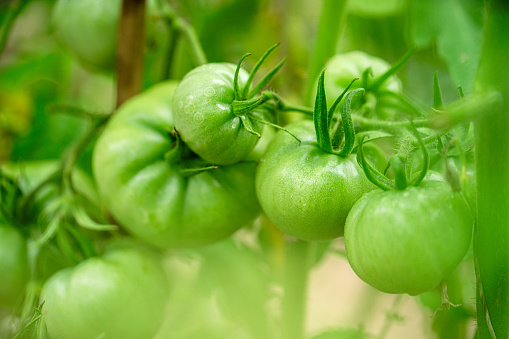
[410,0,482,94]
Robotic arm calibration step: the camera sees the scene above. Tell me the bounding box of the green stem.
[378,295,404,339]
[282,239,312,339]
[161,23,180,80]
[305,0,349,105]
[0,0,29,57]
[159,2,207,66]
[473,1,509,337]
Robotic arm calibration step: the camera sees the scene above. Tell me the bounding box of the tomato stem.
[305,0,348,105]
[473,1,509,336]
[158,1,207,67]
[389,157,408,190]
[281,239,313,339]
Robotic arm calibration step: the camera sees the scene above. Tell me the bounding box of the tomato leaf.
[410,0,482,94]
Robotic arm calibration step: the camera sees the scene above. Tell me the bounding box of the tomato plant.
[40,241,169,339]
[1,0,508,338]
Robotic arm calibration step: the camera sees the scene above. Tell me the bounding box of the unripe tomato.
[40,242,169,339]
[344,180,473,295]
[0,224,29,310]
[173,63,261,165]
[256,120,381,241]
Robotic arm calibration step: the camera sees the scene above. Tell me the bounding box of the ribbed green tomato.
[255,120,381,241]
[344,180,473,295]
[40,242,169,339]
[172,63,261,165]
[93,81,260,248]
[0,224,29,310]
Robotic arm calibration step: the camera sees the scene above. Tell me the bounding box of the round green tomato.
[430,151,477,214]
[52,0,120,71]
[0,224,29,310]
[40,242,169,339]
[256,120,380,241]
[52,0,165,72]
[344,180,473,295]
[323,51,401,99]
[173,63,261,165]
[93,81,260,248]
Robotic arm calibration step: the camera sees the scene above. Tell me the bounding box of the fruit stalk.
[473,0,509,337]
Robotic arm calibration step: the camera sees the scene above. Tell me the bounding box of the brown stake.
[116,0,146,108]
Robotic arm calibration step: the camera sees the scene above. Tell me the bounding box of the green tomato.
[344,180,473,295]
[318,51,402,119]
[52,0,165,72]
[0,224,29,310]
[256,120,380,241]
[93,81,260,248]
[52,0,121,71]
[429,151,477,214]
[323,51,401,98]
[40,241,169,339]
[173,63,261,165]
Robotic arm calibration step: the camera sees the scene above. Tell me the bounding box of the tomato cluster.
[0,1,479,338]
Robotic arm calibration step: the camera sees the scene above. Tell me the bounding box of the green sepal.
[389,156,408,190]
[370,48,415,91]
[356,136,394,190]
[239,115,261,138]
[433,71,444,110]
[234,53,251,100]
[242,43,279,99]
[338,88,365,157]
[72,203,118,232]
[180,165,219,177]
[250,115,301,143]
[408,119,429,187]
[314,70,333,153]
[361,67,373,90]
[248,57,286,98]
[232,93,270,116]
[327,78,357,126]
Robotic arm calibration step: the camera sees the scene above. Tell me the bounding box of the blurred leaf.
[410,0,482,94]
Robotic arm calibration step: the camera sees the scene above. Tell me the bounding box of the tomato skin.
[40,242,169,339]
[344,180,473,295]
[172,63,261,165]
[52,0,164,72]
[52,0,120,71]
[323,51,401,98]
[93,81,260,248]
[256,120,379,241]
[0,225,29,310]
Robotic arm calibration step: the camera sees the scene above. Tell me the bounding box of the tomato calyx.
[356,120,429,191]
[368,48,415,93]
[164,129,220,177]
[313,69,362,157]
